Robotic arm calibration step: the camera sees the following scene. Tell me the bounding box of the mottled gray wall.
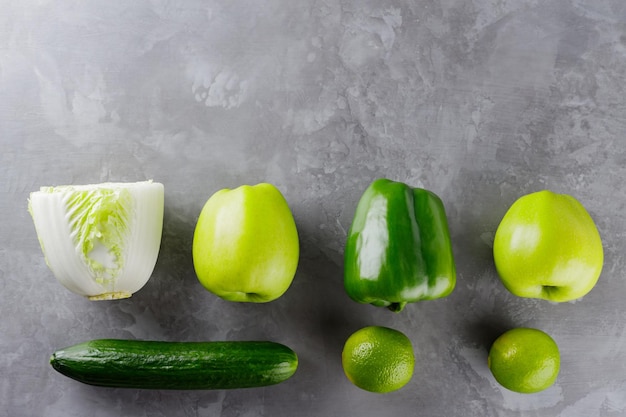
[2,1,626,416]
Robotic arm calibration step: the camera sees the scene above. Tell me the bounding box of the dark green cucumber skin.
[50,339,298,390]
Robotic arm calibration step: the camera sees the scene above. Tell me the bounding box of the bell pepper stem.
[387,302,407,313]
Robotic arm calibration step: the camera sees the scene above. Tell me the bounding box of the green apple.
[493,190,603,302]
[192,183,299,302]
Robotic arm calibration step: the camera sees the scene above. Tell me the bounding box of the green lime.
[488,327,560,393]
[341,326,415,393]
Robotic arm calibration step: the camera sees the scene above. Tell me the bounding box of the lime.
[341,326,414,393]
[488,327,560,393]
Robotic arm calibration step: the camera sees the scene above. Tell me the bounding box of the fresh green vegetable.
[493,190,603,302]
[344,178,456,312]
[50,339,298,390]
[193,183,299,302]
[28,181,164,300]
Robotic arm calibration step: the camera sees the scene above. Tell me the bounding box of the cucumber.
[50,339,298,390]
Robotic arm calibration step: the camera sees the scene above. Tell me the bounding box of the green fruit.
[488,328,560,394]
[193,183,299,302]
[493,190,603,302]
[343,178,456,312]
[342,326,415,393]
[50,339,299,390]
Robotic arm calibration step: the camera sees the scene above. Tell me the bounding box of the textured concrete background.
[2,0,626,416]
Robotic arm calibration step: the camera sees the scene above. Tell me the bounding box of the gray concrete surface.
[2,0,626,416]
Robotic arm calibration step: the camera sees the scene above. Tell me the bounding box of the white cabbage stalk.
[28,181,164,300]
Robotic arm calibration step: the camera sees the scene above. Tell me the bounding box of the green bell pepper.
[344,179,456,312]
